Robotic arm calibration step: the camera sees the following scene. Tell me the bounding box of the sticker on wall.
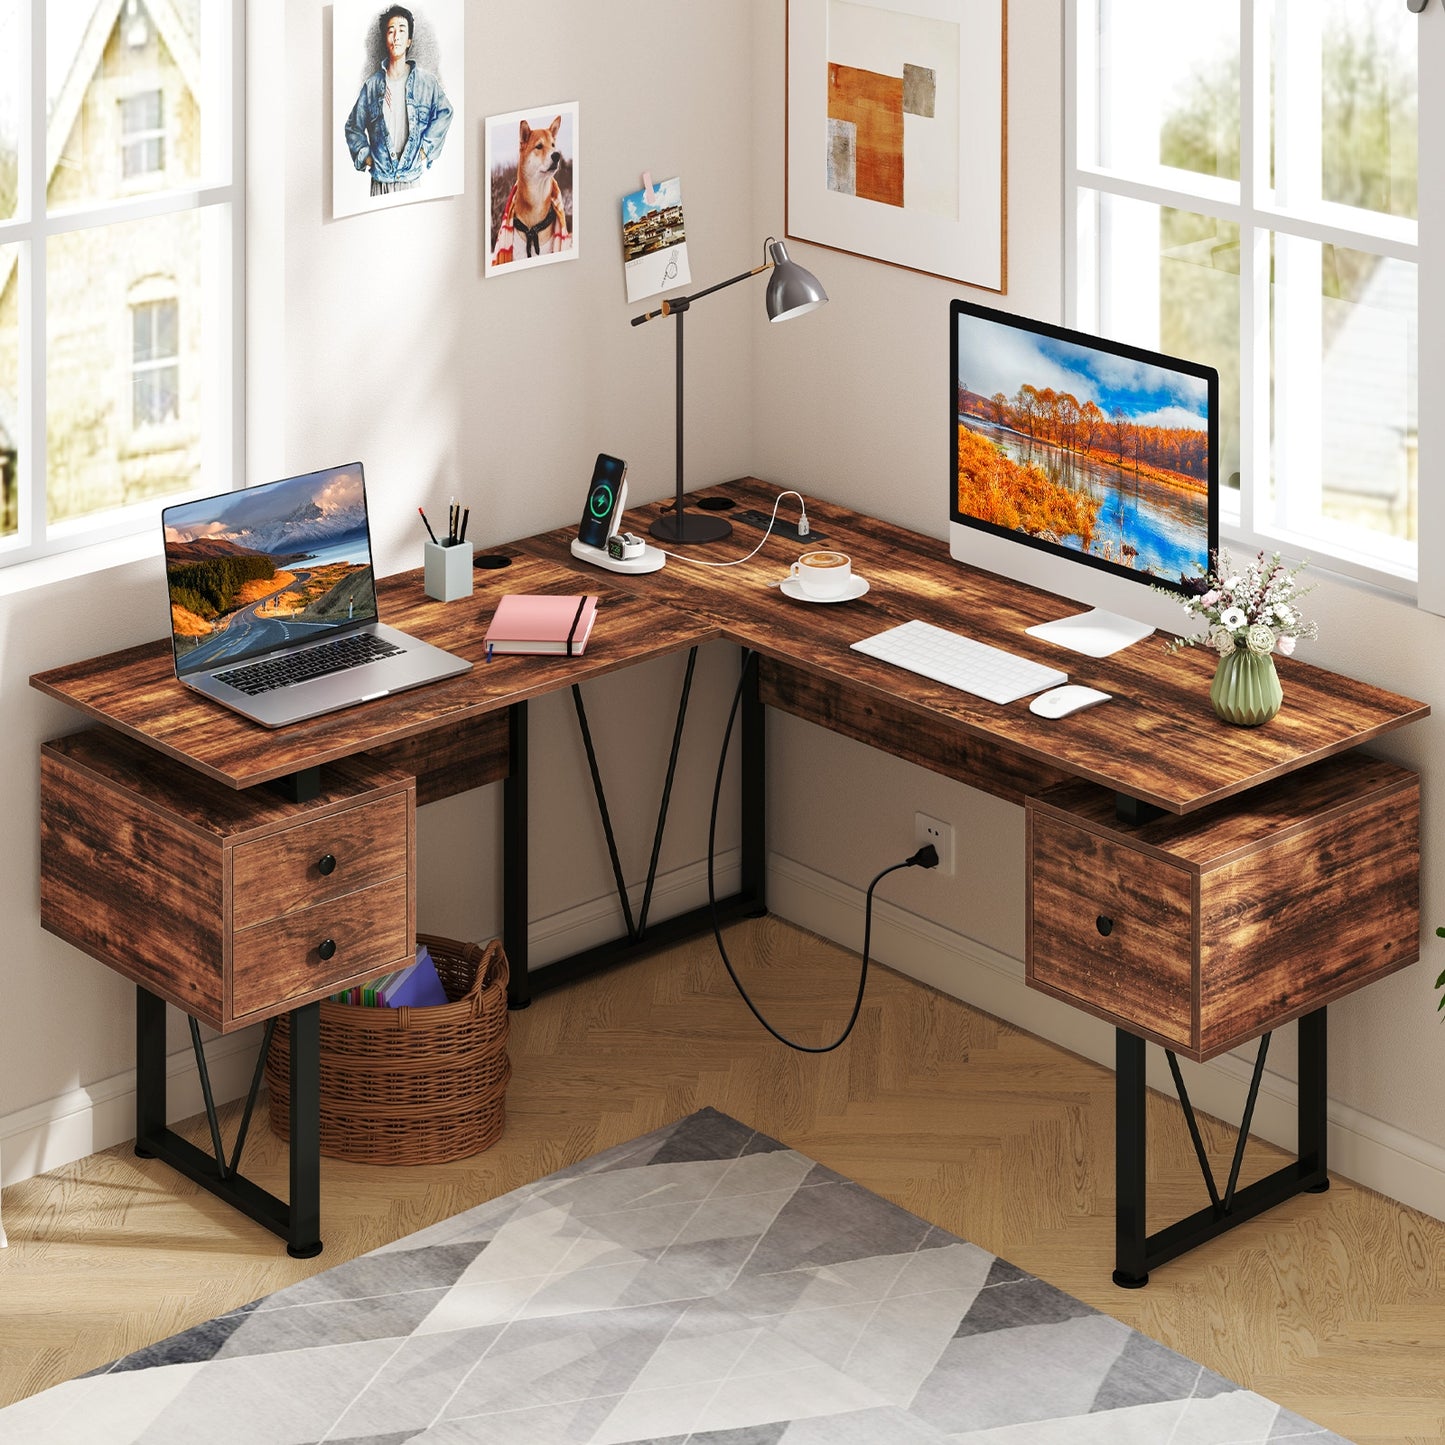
[620,175,691,304]
[332,0,466,219]
[485,103,580,276]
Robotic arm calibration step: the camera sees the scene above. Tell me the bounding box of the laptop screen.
[162,463,379,678]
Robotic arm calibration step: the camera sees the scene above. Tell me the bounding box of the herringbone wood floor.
[2,916,1443,1440]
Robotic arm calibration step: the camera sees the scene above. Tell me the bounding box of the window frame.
[1064,0,1425,602]
[0,1,243,572]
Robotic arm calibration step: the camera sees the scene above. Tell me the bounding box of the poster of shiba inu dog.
[485,103,579,277]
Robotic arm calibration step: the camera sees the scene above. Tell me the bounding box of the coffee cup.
[790,549,852,599]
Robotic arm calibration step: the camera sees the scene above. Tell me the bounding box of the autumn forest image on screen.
[954,314,1212,584]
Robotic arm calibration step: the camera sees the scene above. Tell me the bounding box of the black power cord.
[708,650,940,1053]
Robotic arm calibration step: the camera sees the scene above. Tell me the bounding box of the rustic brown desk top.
[32,479,1429,811]
[29,548,719,790]
[517,478,1430,814]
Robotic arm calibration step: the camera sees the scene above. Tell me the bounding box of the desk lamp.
[630,238,828,544]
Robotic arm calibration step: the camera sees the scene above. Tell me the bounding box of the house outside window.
[1068,0,1418,593]
[120,88,164,181]
[0,0,241,567]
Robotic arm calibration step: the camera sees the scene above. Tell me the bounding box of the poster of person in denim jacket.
[334,1,464,219]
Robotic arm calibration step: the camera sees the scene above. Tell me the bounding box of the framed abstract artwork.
[786,0,1006,292]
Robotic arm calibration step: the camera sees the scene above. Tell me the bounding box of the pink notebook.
[484,593,599,659]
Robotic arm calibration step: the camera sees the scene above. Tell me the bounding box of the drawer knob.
[317,938,337,961]
[317,853,337,876]
[1096,915,1114,937]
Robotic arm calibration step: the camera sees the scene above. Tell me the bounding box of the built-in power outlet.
[914,812,955,876]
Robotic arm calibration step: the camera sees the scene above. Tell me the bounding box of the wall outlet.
[914,811,955,875]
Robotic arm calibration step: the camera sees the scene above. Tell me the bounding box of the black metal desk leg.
[131,988,323,1255]
[286,1002,322,1258]
[1299,1006,1330,1190]
[1113,1029,1150,1288]
[134,986,167,1157]
[504,700,530,1009]
[740,650,766,911]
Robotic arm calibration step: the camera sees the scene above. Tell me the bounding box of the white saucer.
[779,575,870,604]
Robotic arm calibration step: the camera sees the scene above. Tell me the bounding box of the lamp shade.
[765,240,828,322]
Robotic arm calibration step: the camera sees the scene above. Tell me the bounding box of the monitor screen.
[950,299,1218,605]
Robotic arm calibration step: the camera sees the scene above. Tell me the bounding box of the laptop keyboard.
[215,632,404,696]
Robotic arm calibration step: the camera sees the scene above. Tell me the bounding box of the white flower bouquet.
[1159,549,1319,657]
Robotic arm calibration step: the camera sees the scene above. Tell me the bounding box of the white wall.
[6,0,1445,1226]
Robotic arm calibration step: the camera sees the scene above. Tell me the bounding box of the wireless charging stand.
[569,536,666,574]
[569,481,666,573]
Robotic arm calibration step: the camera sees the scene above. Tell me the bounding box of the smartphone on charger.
[577,454,628,549]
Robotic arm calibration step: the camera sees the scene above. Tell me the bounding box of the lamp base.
[649,509,733,544]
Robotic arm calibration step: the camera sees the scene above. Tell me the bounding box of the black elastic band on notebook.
[566,597,587,656]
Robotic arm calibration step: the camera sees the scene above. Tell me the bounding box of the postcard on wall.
[332,0,465,220]
[485,102,580,277]
[620,176,691,304]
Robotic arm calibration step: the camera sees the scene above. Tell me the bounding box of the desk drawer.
[1026,754,1420,1060]
[39,730,416,1032]
[233,875,411,1018]
[1029,817,1194,1047]
[232,794,409,930]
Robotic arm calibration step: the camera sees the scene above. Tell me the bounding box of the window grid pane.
[1316,0,1417,221]
[0,0,16,224]
[1095,0,1240,183]
[48,213,202,526]
[46,0,204,212]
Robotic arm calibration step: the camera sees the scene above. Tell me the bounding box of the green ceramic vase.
[1210,644,1283,726]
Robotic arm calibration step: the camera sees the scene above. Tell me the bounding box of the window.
[131,294,177,427]
[1069,0,1419,591]
[0,1,241,567]
[120,89,164,181]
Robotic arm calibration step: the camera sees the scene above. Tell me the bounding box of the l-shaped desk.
[31,478,1428,1284]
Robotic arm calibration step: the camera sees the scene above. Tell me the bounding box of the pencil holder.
[424,539,473,601]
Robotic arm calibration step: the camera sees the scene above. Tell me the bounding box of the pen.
[459,507,469,543]
[418,506,438,543]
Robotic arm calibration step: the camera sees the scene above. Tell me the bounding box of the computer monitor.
[949,299,1218,652]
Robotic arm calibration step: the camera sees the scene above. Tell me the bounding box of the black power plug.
[906,843,940,869]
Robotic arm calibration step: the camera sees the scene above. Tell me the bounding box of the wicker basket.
[264,935,511,1165]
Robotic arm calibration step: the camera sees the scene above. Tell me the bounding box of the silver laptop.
[162,463,471,728]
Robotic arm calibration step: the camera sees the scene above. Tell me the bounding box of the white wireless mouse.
[1029,684,1112,719]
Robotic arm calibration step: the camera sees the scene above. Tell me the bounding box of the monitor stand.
[1025,608,1155,659]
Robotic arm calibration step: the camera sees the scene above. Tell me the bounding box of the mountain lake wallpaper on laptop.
[163,465,376,676]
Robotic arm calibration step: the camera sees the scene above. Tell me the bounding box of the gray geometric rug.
[0,1107,1350,1443]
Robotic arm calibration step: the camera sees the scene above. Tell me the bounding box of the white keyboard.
[851,619,1068,704]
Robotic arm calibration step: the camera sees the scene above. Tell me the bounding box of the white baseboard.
[0,850,743,1192]
[767,851,1445,1226]
[0,1030,266,1190]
